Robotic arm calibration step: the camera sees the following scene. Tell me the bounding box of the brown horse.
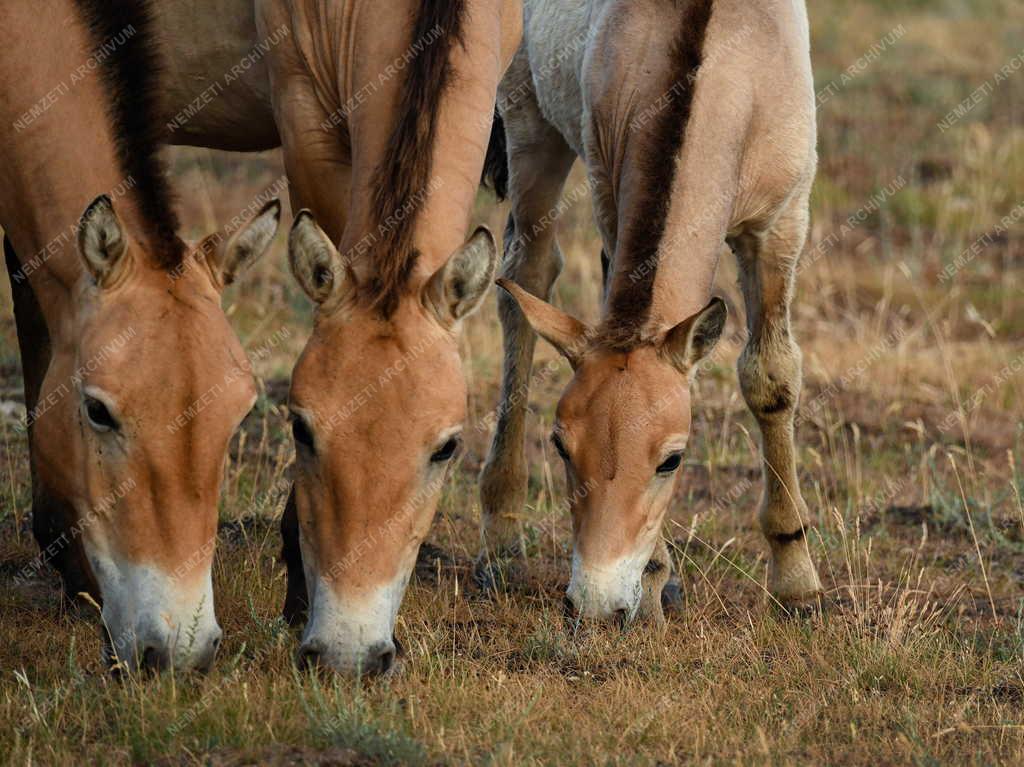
[481,0,822,622]
[154,0,521,674]
[1,0,280,671]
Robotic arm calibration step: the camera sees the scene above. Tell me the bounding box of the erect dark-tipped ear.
[77,195,131,288]
[496,278,591,368]
[207,199,281,288]
[288,209,351,307]
[659,297,728,376]
[424,227,499,327]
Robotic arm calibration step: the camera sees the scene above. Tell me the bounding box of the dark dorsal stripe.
[362,0,468,318]
[73,0,184,269]
[599,0,715,350]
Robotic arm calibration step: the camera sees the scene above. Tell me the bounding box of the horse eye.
[430,437,460,463]
[551,433,570,462]
[656,453,683,474]
[292,417,314,450]
[84,397,117,431]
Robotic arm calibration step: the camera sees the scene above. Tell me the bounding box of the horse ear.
[288,209,351,307]
[659,297,727,376]
[496,278,590,368]
[207,199,281,288]
[423,227,498,327]
[77,195,131,288]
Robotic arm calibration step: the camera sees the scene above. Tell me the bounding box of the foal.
[1,0,279,670]
[481,0,822,621]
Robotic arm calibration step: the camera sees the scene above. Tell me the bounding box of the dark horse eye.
[292,417,314,450]
[84,397,117,431]
[430,438,459,463]
[656,453,683,474]
[551,433,570,462]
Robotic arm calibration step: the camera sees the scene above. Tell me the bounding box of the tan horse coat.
[482,0,822,621]
[1,0,279,671]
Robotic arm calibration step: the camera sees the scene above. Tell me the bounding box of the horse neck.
[0,2,150,324]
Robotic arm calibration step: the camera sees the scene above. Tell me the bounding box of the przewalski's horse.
[1,0,280,671]
[480,0,822,622]
[273,0,521,676]
[152,0,521,674]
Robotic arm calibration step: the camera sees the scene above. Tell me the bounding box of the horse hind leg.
[732,198,822,605]
[477,60,577,584]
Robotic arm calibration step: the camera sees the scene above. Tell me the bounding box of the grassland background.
[2,0,1024,764]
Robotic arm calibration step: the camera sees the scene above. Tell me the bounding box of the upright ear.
[423,227,499,327]
[206,199,281,288]
[288,209,351,307]
[77,195,131,288]
[496,278,590,368]
[659,297,728,376]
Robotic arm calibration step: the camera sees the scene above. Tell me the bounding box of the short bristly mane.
[597,0,715,351]
[361,0,468,318]
[72,0,184,269]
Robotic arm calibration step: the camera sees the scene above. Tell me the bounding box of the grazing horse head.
[0,0,284,672]
[497,280,726,623]
[33,198,281,672]
[285,213,496,675]
[258,0,520,674]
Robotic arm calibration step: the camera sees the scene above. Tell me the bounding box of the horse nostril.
[364,641,397,676]
[562,595,577,619]
[297,644,323,670]
[202,634,222,670]
[139,645,166,672]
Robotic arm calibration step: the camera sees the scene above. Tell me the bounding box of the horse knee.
[500,226,563,290]
[738,334,802,420]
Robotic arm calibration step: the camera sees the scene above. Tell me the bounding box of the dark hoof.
[58,589,99,618]
[773,592,833,620]
[414,542,454,585]
[660,575,683,612]
[472,552,522,594]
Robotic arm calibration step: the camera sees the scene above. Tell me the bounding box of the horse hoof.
[472,552,522,594]
[661,575,683,612]
[773,591,833,620]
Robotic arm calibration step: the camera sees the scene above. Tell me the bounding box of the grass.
[2,0,1024,763]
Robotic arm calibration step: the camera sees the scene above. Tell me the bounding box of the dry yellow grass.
[2,0,1024,763]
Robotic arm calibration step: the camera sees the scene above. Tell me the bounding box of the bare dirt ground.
[2,0,1023,764]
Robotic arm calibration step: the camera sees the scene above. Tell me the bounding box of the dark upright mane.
[362,0,468,318]
[598,0,714,350]
[73,0,184,269]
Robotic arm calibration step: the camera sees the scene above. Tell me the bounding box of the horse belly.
[523,0,591,157]
[154,0,280,151]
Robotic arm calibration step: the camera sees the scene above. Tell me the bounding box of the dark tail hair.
[481,107,509,200]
